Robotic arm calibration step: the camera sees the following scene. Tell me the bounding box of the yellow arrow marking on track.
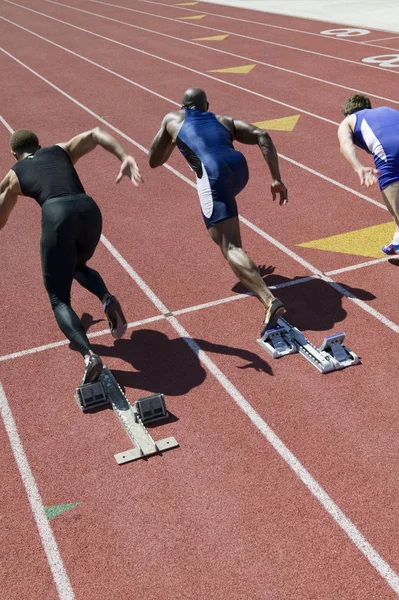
[178,14,206,19]
[297,222,395,258]
[208,64,256,74]
[193,34,229,41]
[253,114,301,131]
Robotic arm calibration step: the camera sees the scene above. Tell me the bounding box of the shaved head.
[182,87,208,111]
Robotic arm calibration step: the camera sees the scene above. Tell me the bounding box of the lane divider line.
[0,14,388,212]
[66,0,399,77]
[40,0,399,107]
[0,252,389,364]
[2,81,399,595]
[0,382,75,600]
[0,52,397,337]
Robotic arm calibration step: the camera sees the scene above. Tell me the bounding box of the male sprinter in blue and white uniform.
[338,94,399,254]
[0,127,142,385]
[149,88,288,337]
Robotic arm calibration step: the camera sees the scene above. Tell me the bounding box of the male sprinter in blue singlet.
[338,94,399,254]
[149,88,288,337]
[0,127,142,384]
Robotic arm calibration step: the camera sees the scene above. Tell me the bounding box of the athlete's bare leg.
[382,182,399,231]
[381,182,399,253]
[208,216,283,320]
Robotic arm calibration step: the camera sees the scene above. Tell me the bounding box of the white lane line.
[0,257,389,365]
[240,216,399,333]
[0,273,315,364]
[174,293,249,315]
[2,78,399,594]
[277,154,386,211]
[0,15,388,213]
[99,235,168,313]
[96,223,399,597]
[0,382,75,600]
[118,0,399,52]
[166,318,399,596]
[0,114,14,133]
[0,315,164,363]
[362,42,399,52]
[3,2,336,126]
[0,16,180,106]
[326,257,390,275]
[67,0,399,77]
[0,49,397,335]
[32,0,399,108]
[364,36,399,43]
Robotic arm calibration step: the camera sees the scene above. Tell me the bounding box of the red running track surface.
[1,1,399,598]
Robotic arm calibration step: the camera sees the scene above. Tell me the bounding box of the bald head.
[181,88,208,111]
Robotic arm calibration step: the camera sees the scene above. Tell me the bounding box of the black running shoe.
[260,298,286,340]
[81,354,103,386]
[103,295,127,339]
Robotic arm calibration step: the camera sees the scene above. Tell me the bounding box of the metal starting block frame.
[75,366,179,464]
[257,317,359,374]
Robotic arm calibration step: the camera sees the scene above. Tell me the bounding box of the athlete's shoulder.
[215,114,235,134]
[338,113,356,131]
[163,110,185,124]
[215,114,232,123]
[372,105,399,116]
[162,110,185,138]
[52,144,70,153]
[1,168,22,195]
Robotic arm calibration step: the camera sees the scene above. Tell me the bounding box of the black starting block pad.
[135,393,169,424]
[75,380,110,411]
[75,366,179,464]
[257,317,359,374]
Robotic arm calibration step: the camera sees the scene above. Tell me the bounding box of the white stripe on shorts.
[360,118,387,162]
[196,163,214,218]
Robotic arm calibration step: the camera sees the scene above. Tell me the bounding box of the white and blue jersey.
[176,108,249,228]
[352,106,399,190]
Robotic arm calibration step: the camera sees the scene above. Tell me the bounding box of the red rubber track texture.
[0,5,395,270]
[1,2,399,600]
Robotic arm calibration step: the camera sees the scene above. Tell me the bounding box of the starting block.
[75,366,179,464]
[75,380,110,411]
[257,317,359,374]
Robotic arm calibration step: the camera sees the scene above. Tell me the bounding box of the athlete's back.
[176,109,246,179]
[352,106,399,189]
[11,145,85,206]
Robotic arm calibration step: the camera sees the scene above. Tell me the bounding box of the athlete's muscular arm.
[338,115,379,187]
[0,170,21,230]
[226,118,288,205]
[58,127,142,186]
[149,114,176,168]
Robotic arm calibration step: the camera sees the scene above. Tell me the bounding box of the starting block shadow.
[75,365,179,464]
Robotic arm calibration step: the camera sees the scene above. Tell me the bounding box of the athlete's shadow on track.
[232,265,376,332]
[75,327,273,397]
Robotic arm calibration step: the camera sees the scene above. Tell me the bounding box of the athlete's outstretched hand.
[271,180,288,205]
[356,166,379,187]
[116,155,143,186]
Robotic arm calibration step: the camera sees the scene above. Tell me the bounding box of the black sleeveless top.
[11,145,85,206]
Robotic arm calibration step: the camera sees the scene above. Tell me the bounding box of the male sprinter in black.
[149,88,288,337]
[0,127,142,384]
